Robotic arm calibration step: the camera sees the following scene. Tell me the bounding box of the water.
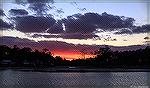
[0,70,149,88]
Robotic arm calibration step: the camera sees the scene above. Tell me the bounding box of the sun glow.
[52,51,95,60]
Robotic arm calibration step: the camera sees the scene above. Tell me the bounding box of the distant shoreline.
[0,67,150,72]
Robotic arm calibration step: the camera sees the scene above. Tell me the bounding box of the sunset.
[0,1,149,60]
[0,0,150,87]
[52,51,96,60]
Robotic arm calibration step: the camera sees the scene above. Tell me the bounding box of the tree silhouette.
[0,45,149,68]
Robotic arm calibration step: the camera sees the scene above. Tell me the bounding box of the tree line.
[0,45,150,68]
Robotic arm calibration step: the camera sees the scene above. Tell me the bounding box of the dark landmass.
[0,45,150,72]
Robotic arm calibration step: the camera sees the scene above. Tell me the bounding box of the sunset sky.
[0,0,149,59]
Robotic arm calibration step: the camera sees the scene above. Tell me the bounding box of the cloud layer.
[0,36,147,53]
[1,5,149,39]
[0,9,5,16]
[13,16,56,33]
[7,10,138,34]
[0,19,13,29]
[114,24,150,34]
[62,12,135,34]
[47,20,64,33]
[9,9,28,16]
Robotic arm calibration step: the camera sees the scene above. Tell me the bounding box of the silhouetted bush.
[0,45,150,68]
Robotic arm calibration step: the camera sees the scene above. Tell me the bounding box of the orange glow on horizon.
[52,51,95,60]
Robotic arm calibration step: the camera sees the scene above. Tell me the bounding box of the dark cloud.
[15,0,54,16]
[28,3,49,16]
[0,36,34,44]
[132,24,150,33]
[62,13,97,34]
[27,0,54,3]
[13,16,56,33]
[62,12,135,34]
[10,12,145,36]
[27,0,55,16]
[15,0,54,3]
[0,19,13,29]
[80,12,135,29]
[9,9,28,16]
[0,9,14,30]
[114,24,150,34]
[0,36,38,50]
[28,3,64,18]
[63,17,97,34]
[144,37,149,40]
[47,20,64,33]
[0,9,5,16]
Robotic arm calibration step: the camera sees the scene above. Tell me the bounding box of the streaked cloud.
[32,33,99,39]
[0,19,13,29]
[9,9,28,16]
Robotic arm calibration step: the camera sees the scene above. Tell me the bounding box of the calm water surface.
[0,70,149,88]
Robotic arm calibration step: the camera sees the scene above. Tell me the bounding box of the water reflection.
[147,72,150,87]
[0,70,149,88]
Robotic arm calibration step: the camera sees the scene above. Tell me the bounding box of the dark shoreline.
[0,67,150,72]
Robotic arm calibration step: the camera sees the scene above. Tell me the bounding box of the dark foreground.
[1,45,150,70]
